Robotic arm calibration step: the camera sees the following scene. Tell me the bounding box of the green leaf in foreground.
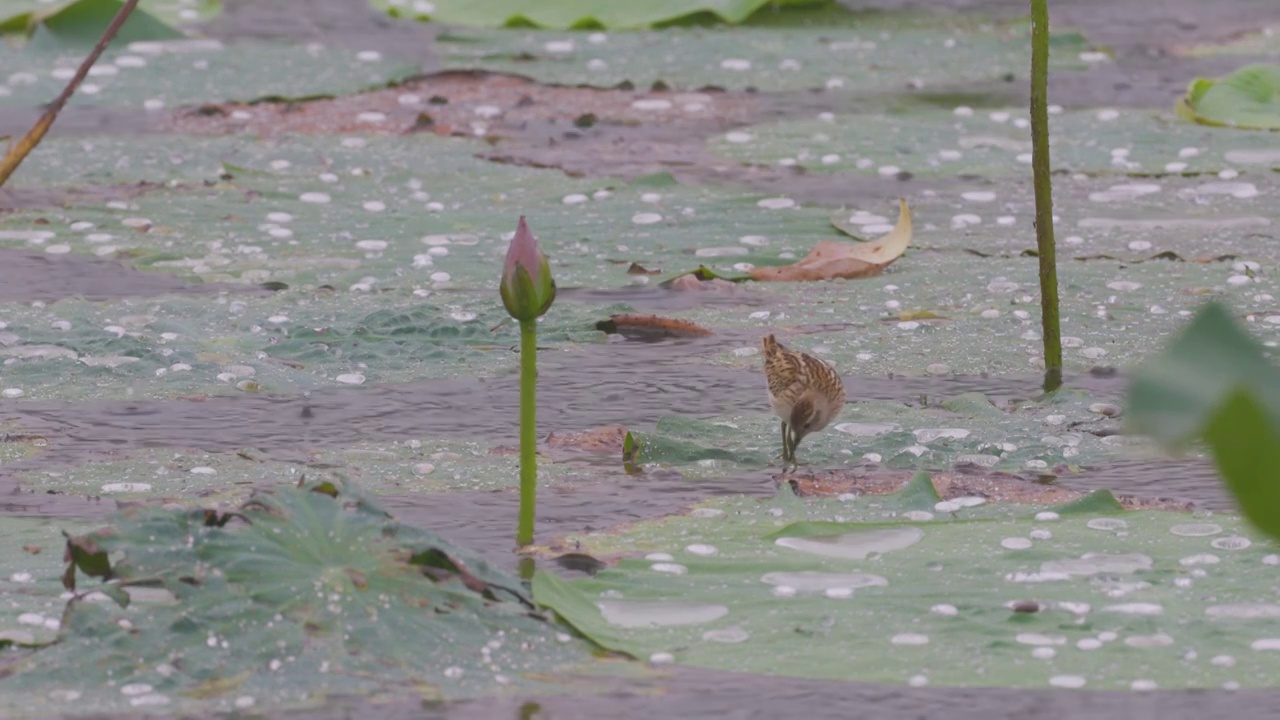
[1177,63,1280,130]
[1202,389,1280,540]
[3,482,594,715]
[535,477,1280,689]
[1127,301,1280,446]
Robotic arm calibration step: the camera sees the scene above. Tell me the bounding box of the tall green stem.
[1030,0,1062,393]
[516,319,538,548]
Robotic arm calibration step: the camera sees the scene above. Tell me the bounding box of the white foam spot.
[102,483,152,493]
[632,212,663,225]
[1016,633,1066,646]
[1206,604,1280,619]
[891,633,929,646]
[702,627,750,643]
[835,423,900,437]
[632,99,672,111]
[299,192,331,204]
[775,527,923,560]
[1180,553,1220,566]
[1087,518,1128,532]
[335,373,366,385]
[1124,633,1174,648]
[1002,537,1033,550]
[1210,536,1251,550]
[1102,603,1163,616]
[757,197,796,210]
[598,600,727,628]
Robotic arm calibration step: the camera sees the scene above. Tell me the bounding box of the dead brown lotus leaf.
[596,314,714,337]
[750,198,912,282]
[546,426,628,453]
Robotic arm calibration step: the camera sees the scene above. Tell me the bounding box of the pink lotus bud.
[500,216,555,322]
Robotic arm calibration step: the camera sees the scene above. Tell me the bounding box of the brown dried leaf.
[626,262,661,275]
[750,199,911,282]
[546,426,628,453]
[596,314,713,337]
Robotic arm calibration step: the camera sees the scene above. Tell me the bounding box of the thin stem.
[516,319,538,548]
[0,0,140,188]
[1030,0,1063,393]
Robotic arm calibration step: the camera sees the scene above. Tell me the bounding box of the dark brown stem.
[0,0,141,188]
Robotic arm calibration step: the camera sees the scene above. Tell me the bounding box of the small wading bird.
[762,334,846,471]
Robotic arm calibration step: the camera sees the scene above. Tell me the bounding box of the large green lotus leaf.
[435,7,1089,93]
[535,476,1280,689]
[0,481,597,715]
[1178,64,1280,131]
[375,0,818,29]
[708,107,1280,178]
[0,36,418,109]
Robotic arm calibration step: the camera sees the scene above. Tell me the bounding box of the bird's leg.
[788,427,809,469]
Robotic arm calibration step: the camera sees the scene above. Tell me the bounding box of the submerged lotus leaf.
[0,482,594,715]
[373,0,816,29]
[435,7,1089,92]
[708,107,1280,178]
[0,34,419,108]
[535,476,1280,689]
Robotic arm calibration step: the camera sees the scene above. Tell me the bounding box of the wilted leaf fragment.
[61,532,112,591]
[1177,63,1280,130]
[750,199,912,282]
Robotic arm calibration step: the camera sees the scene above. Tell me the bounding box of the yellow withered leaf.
[750,198,912,282]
